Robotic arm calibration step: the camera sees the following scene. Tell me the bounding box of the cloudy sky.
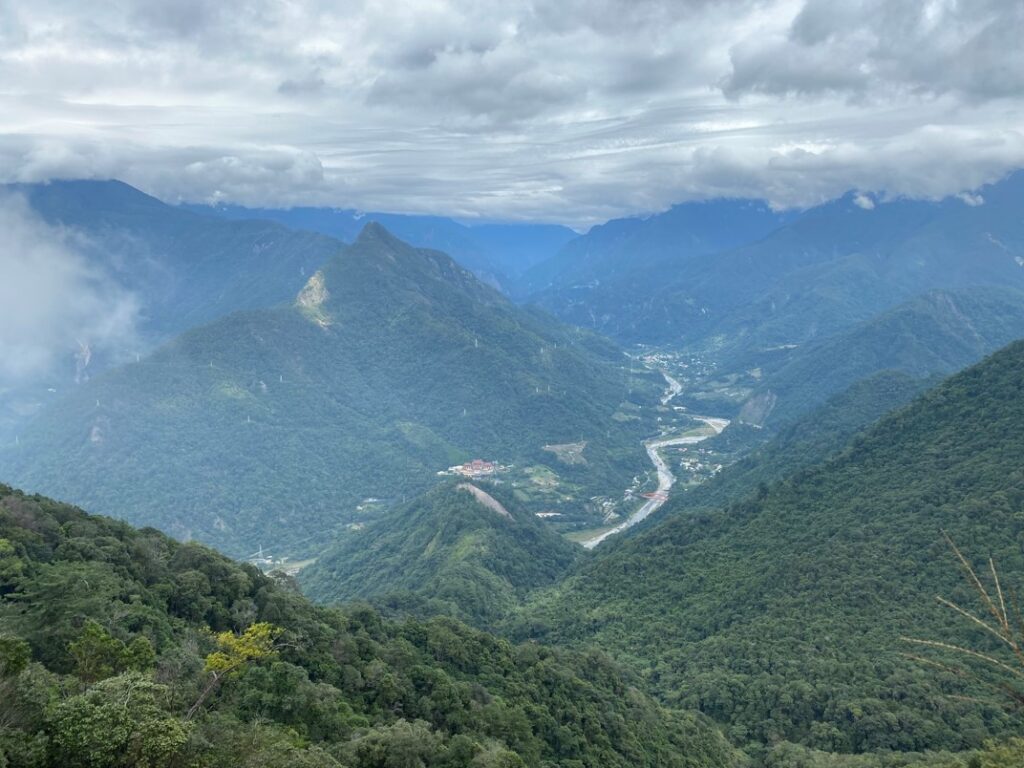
[1,0,1023,224]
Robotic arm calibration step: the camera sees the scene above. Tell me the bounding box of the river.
[581,370,729,549]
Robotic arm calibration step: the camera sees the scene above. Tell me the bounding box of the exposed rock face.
[296,271,331,326]
[739,390,777,427]
[457,483,512,519]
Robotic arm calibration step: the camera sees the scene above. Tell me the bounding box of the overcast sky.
[1,0,1023,225]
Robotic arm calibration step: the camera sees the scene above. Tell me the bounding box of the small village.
[437,458,510,479]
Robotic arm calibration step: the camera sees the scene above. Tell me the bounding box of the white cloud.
[0,1,1021,224]
[725,0,1024,101]
[852,192,874,210]
[0,194,139,384]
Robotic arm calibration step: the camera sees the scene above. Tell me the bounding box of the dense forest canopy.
[302,481,581,627]
[0,482,742,768]
[519,341,1024,756]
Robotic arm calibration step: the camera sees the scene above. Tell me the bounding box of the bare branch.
[942,530,1003,628]
[901,637,1024,679]
[935,596,1014,649]
[990,557,1010,632]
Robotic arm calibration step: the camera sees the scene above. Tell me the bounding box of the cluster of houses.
[438,458,508,479]
[678,449,723,478]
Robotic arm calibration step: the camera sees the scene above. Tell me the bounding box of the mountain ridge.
[301,481,582,626]
[528,173,1024,357]
[519,339,1024,753]
[0,224,652,557]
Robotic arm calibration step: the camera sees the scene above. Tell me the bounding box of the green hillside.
[14,180,342,339]
[520,340,1024,754]
[0,224,653,557]
[530,173,1024,360]
[301,482,581,626]
[739,288,1024,425]
[656,370,931,525]
[0,482,742,768]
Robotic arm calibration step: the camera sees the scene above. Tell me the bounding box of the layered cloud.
[0,0,1022,223]
[726,0,1024,101]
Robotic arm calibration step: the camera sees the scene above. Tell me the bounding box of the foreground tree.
[50,672,190,768]
[187,622,283,720]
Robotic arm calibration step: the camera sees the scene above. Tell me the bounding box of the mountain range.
[0,224,652,557]
[713,286,1024,426]
[186,202,577,291]
[519,340,1024,754]
[11,180,342,341]
[517,198,795,299]
[527,173,1024,367]
[3,171,1024,768]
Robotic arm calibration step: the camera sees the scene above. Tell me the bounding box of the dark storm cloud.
[0,0,1022,223]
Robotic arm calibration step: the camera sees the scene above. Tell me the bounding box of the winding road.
[581,370,729,549]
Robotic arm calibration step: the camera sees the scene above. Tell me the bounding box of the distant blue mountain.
[10,180,342,339]
[0,180,348,440]
[184,203,576,290]
[528,172,1024,357]
[518,198,797,296]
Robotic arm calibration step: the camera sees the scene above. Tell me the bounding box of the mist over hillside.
[0,224,654,557]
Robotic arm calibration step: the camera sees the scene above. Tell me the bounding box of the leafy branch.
[186,622,283,720]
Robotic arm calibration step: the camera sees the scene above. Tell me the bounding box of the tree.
[975,738,1024,767]
[49,672,190,768]
[0,538,24,589]
[337,719,444,768]
[187,622,283,720]
[0,636,30,679]
[68,621,126,684]
[68,621,155,683]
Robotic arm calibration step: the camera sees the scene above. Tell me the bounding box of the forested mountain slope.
[521,340,1024,754]
[0,225,651,557]
[11,180,342,339]
[530,173,1024,356]
[735,287,1024,425]
[655,370,931,526]
[301,482,581,626]
[0,482,742,768]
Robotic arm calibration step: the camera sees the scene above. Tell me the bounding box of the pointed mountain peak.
[355,220,402,247]
[348,221,423,267]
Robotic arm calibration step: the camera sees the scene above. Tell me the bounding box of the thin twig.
[935,596,1014,649]
[990,557,1010,632]
[901,637,1024,679]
